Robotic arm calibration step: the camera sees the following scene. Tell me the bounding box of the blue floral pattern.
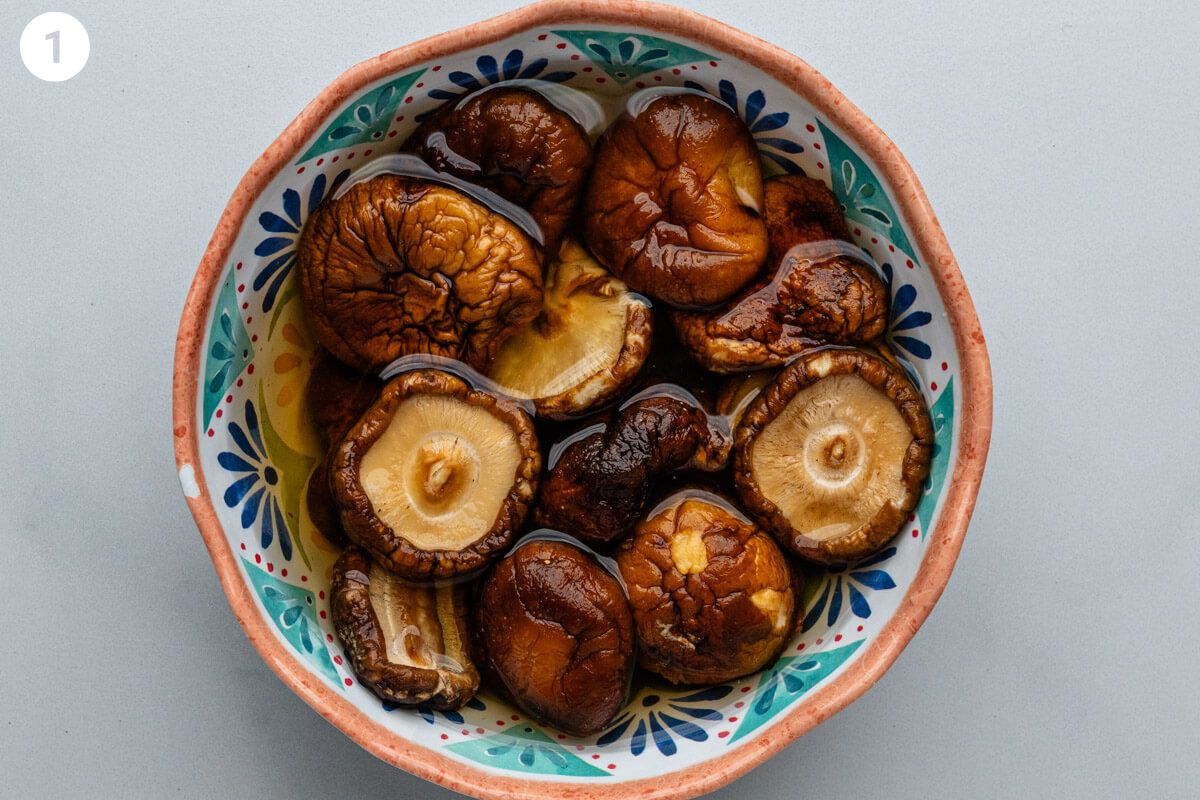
[297,70,424,163]
[882,262,933,361]
[597,685,732,757]
[252,169,350,314]
[419,50,574,120]
[685,79,804,175]
[219,400,294,560]
[802,547,898,632]
[202,273,253,430]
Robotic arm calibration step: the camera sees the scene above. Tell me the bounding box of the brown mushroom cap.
[733,348,933,564]
[331,546,479,708]
[298,176,543,373]
[402,86,593,254]
[536,390,729,546]
[616,492,795,684]
[474,538,635,735]
[762,174,852,263]
[672,176,888,373]
[306,451,347,547]
[488,238,653,419]
[332,368,539,579]
[582,92,768,308]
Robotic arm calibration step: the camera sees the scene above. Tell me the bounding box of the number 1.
[46,29,60,63]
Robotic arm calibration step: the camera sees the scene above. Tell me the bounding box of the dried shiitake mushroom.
[672,176,888,373]
[474,538,635,735]
[306,451,347,547]
[616,492,795,684]
[734,348,933,564]
[582,92,768,307]
[762,174,852,263]
[299,176,542,373]
[332,368,539,579]
[332,546,478,708]
[402,86,593,253]
[537,391,730,546]
[488,239,652,419]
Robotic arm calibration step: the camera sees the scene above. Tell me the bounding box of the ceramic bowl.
[173,2,992,797]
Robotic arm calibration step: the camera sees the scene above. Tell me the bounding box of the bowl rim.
[172,1,994,797]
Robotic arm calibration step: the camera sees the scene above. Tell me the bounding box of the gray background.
[1,1,1196,797]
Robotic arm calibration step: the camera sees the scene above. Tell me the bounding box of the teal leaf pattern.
[446,723,608,776]
[243,557,340,686]
[203,271,253,431]
[297,70,425,163]
[917,376,955,537]
[552,30,715,83]
[730,640,863,742]
[818,119,916,258]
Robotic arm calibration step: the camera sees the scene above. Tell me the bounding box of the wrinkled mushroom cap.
[489,239,653,419]
[733,348,933,564]
[582,92,768,307]
[403,86,593,254]
[331,547,479,708]
[299,176,543,373]
[332,368,539,579]
[475,538,635,735]
[762,175,852,263]
[616,492,795,684]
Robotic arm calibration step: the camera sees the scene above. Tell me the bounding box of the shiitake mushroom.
[734,347,933,564]
[488,239,653,419]
[332,368,539,579]
[616,491,796,684]
[402,86,593,254]
[331,546,478,708]
[582,92,768,308]
[536,390,730,546]
[474,538,635,735]
[298,176,543,374]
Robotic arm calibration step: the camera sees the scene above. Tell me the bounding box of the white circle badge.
[20,12,90,82]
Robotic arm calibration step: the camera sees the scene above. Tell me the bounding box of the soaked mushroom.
[474,538,634,735]
[762,174,852,263]
[616,491,795,684]
[733,348,933,564]
[672,176,888,373]
[299,176,542,373]
[536,390,730,546]
[402,86,593,254]
[488,239,653,419]
[582,92,768,307]
[332,368,539,579]
[306,452,347,547]
[332,546,478,708]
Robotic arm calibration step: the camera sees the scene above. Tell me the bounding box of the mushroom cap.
[488,239,653,419]
[672,244,889,372]
[536,391,728,546]
[402,86,593,254]
[331,546,479,708]
[733,348,933,564]
[332,368,539,579]
[474,538,635,735]
[305,450,347,547]
[582,92,768,308]
[616,492,796,684]
[299,176,543,373]
[762,175,852,264]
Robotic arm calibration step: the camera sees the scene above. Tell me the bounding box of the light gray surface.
[1,1,1196,797]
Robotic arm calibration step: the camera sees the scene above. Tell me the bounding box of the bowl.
[172,2,993,797]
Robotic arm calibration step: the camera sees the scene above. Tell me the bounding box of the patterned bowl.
[172,1,992,797]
